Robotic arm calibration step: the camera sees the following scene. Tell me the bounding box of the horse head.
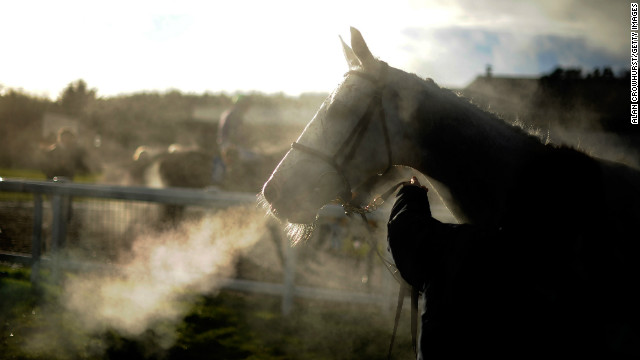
[261,28,428,229]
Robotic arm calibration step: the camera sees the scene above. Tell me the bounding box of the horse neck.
[399,85,545,224]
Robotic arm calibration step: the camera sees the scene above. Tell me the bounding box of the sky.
[0,0,631,99]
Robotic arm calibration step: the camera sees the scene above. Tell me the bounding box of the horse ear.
[340,35,361,70]
[350,27,376,69]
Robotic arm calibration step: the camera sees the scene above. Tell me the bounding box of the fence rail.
[0,177,452,313]
[0,177,407,313]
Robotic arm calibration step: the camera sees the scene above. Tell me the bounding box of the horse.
[260,28,640,357]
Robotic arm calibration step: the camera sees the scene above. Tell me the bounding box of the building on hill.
[460,69,539,124]
[459,67,639,167]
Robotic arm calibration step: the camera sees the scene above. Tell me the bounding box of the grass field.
[0,264,414,360]
[0,168,415,359]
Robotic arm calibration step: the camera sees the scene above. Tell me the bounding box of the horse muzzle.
[261,174,345,224]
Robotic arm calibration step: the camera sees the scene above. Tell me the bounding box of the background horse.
[261,27,640,356]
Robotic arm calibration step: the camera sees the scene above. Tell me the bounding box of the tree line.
[0,80,326,170]
[1,67,637,172]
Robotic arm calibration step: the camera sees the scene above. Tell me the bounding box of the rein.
[349,181,420,360]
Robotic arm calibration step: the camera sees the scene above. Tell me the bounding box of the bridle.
[289,62,417,358]
[290,61,393,207]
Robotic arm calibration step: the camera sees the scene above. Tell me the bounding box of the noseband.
[290,62,393,204]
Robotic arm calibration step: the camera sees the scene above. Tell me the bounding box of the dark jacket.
[386,185,588,358]
[388,185,508,357]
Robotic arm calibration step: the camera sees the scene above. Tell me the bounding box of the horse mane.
[441,75,541,134]
[404,69,548,155]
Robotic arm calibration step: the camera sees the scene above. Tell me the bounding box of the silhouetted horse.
[261,28,640,357]
[130,144,287,226]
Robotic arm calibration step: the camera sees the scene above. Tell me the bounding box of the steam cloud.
[56,205,267,349]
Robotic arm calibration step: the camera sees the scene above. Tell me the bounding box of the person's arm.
[387,178,500,291]
[387,182,437,290]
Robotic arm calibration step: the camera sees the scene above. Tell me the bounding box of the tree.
[0,89,52,167]
[58,79,96,117]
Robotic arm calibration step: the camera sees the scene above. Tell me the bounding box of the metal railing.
[1,177,455,314]
[0,177,258,262]
[0,177,403,314]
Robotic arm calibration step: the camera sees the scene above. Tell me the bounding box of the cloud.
[530,34,627,72]
[0,0,631,96]
[396,18,627,88]
[380,0,628,87]
[454,0,628,60]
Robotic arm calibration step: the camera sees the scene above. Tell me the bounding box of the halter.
[290,62,393,205]
[290,63,416,358]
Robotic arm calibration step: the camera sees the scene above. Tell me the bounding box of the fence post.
[51,194,67,252]
[281,239,297,316]
[50,192,69,282]
[30,193,43,283]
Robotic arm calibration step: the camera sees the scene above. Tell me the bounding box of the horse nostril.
[263,181,281,204]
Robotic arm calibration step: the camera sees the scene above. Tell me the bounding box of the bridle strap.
[290,142,353,201]
[290,62,392,202]
[333,92,382,169]
[291,62,416,357]
[379,108,393,176]
[346,69,379,84]
[290,142,342,174]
